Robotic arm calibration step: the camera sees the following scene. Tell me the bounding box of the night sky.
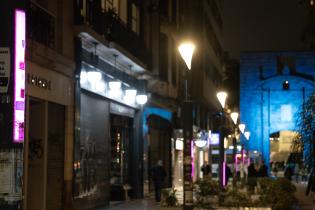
[222,0,308,59]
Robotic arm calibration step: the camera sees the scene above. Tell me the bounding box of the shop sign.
[0,47,10,93]
[110,102,135,118]
[27,73,52,90]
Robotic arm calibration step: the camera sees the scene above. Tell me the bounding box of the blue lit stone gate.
[240,52,315,166]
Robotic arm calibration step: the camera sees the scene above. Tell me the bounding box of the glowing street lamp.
[238,124,246,134]
[244,131,250,140]
[230,112,239,125]
[216,91,228,109]
[178,42,195,70]
[178,41,195,210]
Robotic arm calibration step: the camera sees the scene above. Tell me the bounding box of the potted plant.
[160,188,180,210]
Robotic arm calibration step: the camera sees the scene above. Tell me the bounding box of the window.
[119,0,127,24]
[159,33,169,82]
[281,105,292,122]
[131,3,139,34]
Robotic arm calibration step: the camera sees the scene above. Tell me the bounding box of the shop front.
[24,61,74,210]
[73,43,148,209]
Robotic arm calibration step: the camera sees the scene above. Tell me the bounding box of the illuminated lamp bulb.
[238,124,245,134]
[230,112,239,125]
[124,89,137,104]
[109,81,122,91]
[136,94,148,105]
[87,71,102,83]
[216,91,227,109]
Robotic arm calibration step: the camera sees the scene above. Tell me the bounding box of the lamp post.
[178,41,195,210]
[230,111,239,187]
[216,91,228,188]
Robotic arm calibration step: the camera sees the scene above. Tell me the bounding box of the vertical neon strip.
[13,9,26,143]
[223,161,226,186]
[191,141,194,178]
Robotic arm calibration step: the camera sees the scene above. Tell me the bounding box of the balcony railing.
[27,2,55,49]
[74,1,152,69]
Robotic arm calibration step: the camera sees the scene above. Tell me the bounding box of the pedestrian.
[150,160,166,202]
[300,166,308,184]
[258,160,268,177]
[201,161,211,178]
[306,167,315,200]
[294,163,300,183]
[225,164,232,185]
[284,162,294,181]
[247,162,258,192]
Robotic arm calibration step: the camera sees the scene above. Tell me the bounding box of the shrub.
[259,178,297,210]
[161,188,178,207]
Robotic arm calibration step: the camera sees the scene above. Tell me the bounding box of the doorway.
[269,130,298,177]
[26,98,65,210]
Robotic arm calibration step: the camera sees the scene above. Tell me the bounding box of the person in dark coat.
[258,160,268,177]
[151,160,166,202]
[306,167,315,197]
[247,162,258,192]
[201,161,211,178]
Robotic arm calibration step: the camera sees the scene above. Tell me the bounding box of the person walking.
[151,160,166,203]
[247,162,258,192]
[258,160,268,177]
[306,167,315,201]
[201,161,211,178]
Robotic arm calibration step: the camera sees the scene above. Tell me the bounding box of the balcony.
[74,2,152,70]
[27,2,55,49]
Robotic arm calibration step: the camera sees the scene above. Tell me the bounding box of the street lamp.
[178,41,195,210]
[216,91,228,188]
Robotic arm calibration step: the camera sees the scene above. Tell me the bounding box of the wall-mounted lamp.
[136,94,148,105]
[124,89,137,104]
[87,71,102,84]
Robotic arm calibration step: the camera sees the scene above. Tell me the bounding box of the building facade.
[240,51,315,166]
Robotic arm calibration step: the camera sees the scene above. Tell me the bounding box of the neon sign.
[13,9,26,143]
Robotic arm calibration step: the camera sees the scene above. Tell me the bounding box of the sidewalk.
[95,197,159,210]
[294,182,315,210]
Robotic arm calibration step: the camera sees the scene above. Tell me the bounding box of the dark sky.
[222,0,308,59]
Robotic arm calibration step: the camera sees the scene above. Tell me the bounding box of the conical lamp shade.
[238,124,245,134]
[230,112,239,125]
[178,42,195,70]
[216,91,227,109]
[244,131,250,140]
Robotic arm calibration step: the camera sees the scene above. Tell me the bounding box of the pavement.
[294,182,315,210]
[97,198,159,210]
[94,181,314,210]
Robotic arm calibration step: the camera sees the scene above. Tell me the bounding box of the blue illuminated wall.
[240,52,315,165]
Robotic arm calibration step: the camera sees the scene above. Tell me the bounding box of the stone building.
[240,51,315,166]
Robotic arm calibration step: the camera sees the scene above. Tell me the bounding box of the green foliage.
[161,188,178,207]
[194,178,220,209]
[258,178,297,210]
[221,189,252,208]
[295,91,315,169]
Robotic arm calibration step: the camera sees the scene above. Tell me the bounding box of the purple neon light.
[13,9,26,143]
[223,161,226,186]
[191,140,194,178]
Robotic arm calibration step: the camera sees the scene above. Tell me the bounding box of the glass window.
[131,3,139,34]
[119,0,127,24]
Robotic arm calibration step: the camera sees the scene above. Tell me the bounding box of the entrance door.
[27,99,46,210]
[46,102,65,210]
[26,99,65,210]
[110,114,133,201]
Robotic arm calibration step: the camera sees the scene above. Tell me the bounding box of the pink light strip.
[191,140,194,178]
[223,161,226,186]
[13,9,26,143]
